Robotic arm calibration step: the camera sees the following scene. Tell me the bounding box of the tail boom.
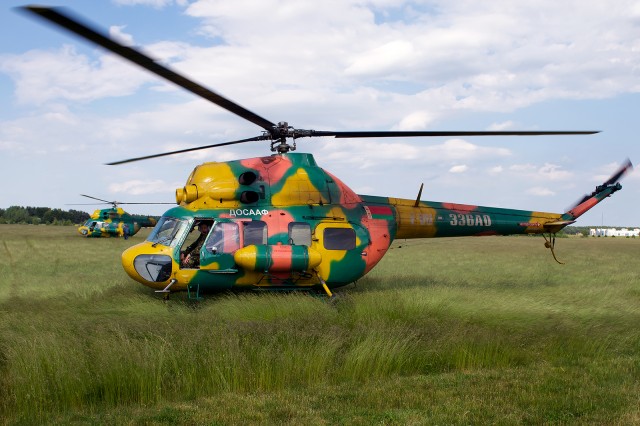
[362,159,631,240]
[360,195,565,239]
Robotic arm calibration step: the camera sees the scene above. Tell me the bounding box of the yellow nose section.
[77,226,89,236]
[121,244,143,283]
[121,242,177,290]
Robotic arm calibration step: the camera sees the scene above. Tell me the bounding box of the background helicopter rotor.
[66,194,174,210]
[19,5,600,165]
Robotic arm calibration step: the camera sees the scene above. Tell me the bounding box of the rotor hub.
[269,122,297,153]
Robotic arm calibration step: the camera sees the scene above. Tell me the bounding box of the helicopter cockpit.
[146,216,190,248]
[126,212,324,287]
[78,219,105,236]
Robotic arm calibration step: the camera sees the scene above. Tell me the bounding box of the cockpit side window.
[205,222,240,254]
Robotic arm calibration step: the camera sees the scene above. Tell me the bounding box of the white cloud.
[428,139,510,161]
[317,138,510,171]
[109,179,180,195]
[449,164,468,173]
[527,187,556,196]
[113,0,182,8]
[0,141,20,152]
[0,46,153,105]
[538,163,573,181]
[509,164,537,173]
[487,121,516,131]
[7,1,640,122]
[396,111,435,130]
[509,163,572,181]
[345,40,415,77]
[109,26,135,47]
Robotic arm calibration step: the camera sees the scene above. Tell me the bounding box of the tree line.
[563,226,591,236]
[0,206,90,225]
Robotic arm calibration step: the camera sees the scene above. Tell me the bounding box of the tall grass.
[1,225,639,423]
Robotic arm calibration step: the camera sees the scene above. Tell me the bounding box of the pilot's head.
[197,221,210,234]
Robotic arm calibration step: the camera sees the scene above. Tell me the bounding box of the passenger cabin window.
[243,221,267,246]
[323,227,356,250]
[288,222,311,246]
[205,222,240,254]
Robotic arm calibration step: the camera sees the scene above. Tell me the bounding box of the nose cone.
[121,242,175,290]
[77,226,89,236]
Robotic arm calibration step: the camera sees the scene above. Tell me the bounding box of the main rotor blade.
[309,130,601,138]
[106,135,268,165]
[117,202,175,205]
[80,194,112,203]
[68,202,173,205]
[19,6,276,132]
[66,203,111,206]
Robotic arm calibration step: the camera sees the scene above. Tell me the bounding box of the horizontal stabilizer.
[543,220,576,233]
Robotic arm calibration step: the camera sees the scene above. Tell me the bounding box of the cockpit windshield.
[86,221,102,229]
[147,217,190,247]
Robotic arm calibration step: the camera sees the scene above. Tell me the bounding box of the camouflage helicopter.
[69,194,168,238]
[22,6,632,299]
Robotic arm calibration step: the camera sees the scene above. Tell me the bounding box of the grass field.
[1,224,639,424]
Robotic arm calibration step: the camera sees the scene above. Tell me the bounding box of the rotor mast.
[268,122,296,153]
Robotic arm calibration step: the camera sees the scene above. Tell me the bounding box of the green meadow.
[1,224,639,424]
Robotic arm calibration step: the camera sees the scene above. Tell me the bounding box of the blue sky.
[1,0,638,226]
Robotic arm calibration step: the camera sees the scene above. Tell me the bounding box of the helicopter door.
[312,222,368,283]
[199,220,241,273]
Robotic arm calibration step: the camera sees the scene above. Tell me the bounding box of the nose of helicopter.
[121,242,175,289]
[77,226,89,236]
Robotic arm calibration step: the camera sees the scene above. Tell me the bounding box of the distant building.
[589,228,640,237]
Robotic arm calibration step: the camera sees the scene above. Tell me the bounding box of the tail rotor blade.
[567,159,633,211]
[603,158,633,186]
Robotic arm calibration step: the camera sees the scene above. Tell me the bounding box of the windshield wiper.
[152,235,173,247]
